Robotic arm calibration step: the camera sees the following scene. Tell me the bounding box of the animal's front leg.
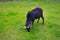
[31,20,34,28]
[37,18,40,23]
[41,16,44,25]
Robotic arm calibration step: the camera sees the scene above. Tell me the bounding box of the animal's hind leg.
[41,16,44,25]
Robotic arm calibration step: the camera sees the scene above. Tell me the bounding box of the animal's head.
[24,19,31,32]
[24,24,31,32]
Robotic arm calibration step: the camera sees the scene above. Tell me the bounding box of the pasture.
[0,0,60,40]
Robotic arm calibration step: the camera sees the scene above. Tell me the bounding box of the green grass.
[0,1,60,40]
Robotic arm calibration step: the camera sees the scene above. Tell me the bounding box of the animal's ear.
[23,26,26,29]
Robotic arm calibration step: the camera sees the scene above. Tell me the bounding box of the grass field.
[0,1,60,40]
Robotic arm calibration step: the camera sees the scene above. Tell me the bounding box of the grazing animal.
[24,7,44,32]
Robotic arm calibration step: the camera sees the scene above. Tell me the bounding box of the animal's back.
[32,7,42,14]
[32,7,43,19]
[27,7,43,20]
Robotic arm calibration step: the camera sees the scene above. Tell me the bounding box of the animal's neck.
[26,19,31,25]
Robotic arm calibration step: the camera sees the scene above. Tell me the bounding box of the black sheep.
[24,7,44,32]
